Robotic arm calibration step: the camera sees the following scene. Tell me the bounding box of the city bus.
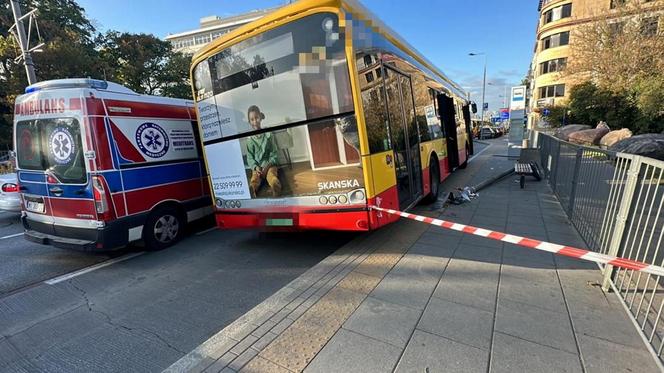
[14,79,211,251]
[190,0,473,231]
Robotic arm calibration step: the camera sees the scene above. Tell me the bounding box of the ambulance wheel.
[423,157,440,204]
[144,206,184,251]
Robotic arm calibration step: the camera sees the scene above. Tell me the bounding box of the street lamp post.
[469,52,487,123]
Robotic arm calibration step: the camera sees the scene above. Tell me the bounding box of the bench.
[514,161,542,189]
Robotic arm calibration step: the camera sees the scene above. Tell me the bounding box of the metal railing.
[538,133,664,364]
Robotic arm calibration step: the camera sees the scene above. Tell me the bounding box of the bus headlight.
[349,189,365,204]
[319,196,328,205]
[328,195,338,204]
[338,195,348,204]
[215,198,223,208]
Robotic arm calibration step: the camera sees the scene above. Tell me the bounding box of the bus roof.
[191,0,468,100]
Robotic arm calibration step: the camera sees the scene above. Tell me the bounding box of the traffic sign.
[542,108,551,116]
[483,102,489,110]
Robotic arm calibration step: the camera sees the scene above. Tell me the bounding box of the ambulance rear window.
[16,118,86,184]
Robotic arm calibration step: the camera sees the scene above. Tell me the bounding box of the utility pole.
[469,52,487,122]
[10,0,37,85]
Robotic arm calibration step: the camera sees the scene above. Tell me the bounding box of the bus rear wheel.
[143,206,184,251]
[423,158,440,204]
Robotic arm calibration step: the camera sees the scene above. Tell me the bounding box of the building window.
[363,55,373,68]
[375,67,382,78]
[539,84,566,99]
[641,16,659,37]
[365,71,374,83]
[541,31,570,50]
[543,3,572,25]
[540,58,567,74]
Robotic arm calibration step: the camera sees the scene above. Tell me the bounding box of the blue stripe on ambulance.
[121,161,201,191]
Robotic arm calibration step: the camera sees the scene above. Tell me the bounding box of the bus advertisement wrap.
[194,12,365,204]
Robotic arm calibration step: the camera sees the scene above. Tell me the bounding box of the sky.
[76,0,539,115]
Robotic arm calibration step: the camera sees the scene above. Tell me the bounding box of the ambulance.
[13,79,211,251]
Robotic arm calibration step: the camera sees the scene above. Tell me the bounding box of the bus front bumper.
[215,208,370,231]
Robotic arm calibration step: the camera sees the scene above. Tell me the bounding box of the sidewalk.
[166,139,661,373]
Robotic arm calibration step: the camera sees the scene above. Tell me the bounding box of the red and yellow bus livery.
[190,0,474,231]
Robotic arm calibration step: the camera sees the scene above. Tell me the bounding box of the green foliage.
[541,106,570,128]
[564,81,663,134]
[0,1,195,150]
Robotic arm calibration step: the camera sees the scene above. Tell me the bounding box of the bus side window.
[429,89,444,139]
[357,53,391,153]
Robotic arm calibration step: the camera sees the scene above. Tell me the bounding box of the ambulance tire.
[144,206,184,251]
[423,156,440,204]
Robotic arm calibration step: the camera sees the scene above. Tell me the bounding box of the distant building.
[527,0,663,128]
[165,6,281,55]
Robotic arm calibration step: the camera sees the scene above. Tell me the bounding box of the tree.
[98,32,191,98]
[565,1,664,131]
[158,51,193,99]
[0,0,104,150]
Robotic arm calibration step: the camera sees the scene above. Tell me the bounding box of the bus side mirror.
[471,103,478,114]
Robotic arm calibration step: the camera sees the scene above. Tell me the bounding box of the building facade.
[528,0,663,127]
[165,7,280,55]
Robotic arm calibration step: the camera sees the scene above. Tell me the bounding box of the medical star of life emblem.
[136,122,169,158]
[49,127,75,165]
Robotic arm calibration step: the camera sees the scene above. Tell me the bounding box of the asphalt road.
[0,137,494,372]
[0,210,113,296]
[0,223,354,372]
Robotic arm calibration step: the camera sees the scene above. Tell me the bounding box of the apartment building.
[165,7,280,55]
[528,0,663,127]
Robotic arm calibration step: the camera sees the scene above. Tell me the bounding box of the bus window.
[357,54,391,153]
[195,12,353,142]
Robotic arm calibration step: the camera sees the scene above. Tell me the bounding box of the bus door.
[462,104,474,155]
[383,66,422,209]
[438,94,459,169]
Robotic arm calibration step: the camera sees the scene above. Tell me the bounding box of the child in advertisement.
[246,105,282,197]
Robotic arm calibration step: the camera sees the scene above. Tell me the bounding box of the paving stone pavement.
[165,139,662,373]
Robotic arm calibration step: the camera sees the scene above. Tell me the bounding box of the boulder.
[609,134,664,161]
[554,124,591,141]
[599,128,632,149]
[568,122,610,146]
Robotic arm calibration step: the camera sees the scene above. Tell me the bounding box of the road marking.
[44,252,145,285]
[0,232,24,240]
[468,143,491,164]
[195,227,217,236]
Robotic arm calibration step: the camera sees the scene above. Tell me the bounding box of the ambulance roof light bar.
[25,78,138,95]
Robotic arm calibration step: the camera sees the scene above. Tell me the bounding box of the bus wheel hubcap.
[155,215,179,243]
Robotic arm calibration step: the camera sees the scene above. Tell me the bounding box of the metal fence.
[538,133,664,363]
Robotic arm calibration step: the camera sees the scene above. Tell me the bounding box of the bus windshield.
[16,118,86,184]
[192,12,365,204]
[193,12,353,142]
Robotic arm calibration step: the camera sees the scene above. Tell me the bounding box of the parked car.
[480,126,498,140]
[0,173,20,212]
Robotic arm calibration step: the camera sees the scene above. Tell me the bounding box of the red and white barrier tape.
[370,206,664,277]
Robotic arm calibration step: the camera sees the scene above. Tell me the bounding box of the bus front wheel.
[423,157,440,204]
[143,206,184,251]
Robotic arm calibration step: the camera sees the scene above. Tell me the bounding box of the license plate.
[26,200,45,213]
[265,218,293,227]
